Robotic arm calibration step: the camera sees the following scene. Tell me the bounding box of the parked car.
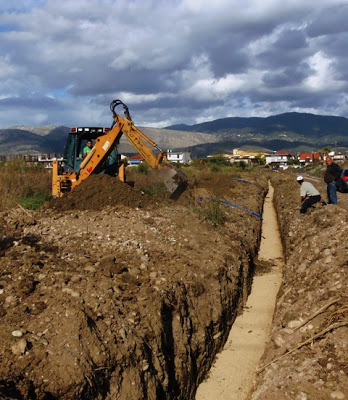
[337,168,348,193]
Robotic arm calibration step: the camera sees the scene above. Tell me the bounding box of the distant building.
[127,154,144,165]
[265,151,293,165]
[230,148,263,166]
[167,150,192,164]
[332,153,346,163]
[37,154,64,169]
[207,149,264,166]
[22,154,63,168]
[299,152,323,164]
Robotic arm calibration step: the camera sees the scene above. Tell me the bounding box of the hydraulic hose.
[110,99,132,121]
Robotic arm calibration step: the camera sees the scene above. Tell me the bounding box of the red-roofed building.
[276,150,293,156]
[128,154,144,165]
[299,152,323,164]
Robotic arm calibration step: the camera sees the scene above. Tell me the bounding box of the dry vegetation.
[0,159,52,212]
[0,155,256,214]
[0,156,256,215]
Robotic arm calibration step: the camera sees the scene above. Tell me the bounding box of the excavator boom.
[52,100,188,199]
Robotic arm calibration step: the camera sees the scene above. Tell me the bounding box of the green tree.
[257,154,266,165]
[205,156,231,166]
[323,147,331,156]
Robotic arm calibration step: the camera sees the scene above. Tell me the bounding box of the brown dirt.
[0,170,267,399]
[47,174,164,211]
[1,168,346,400]
[251,172,348,400]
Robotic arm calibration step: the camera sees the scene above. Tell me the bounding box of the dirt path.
[195,183,283,400]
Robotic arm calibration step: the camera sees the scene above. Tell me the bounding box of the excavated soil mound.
[48,174,160,211]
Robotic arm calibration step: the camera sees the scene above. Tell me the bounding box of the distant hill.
[1,112,347,156]
[0,125,219,155]
[166,112,348,138]
[6,125,61,136]
[118,127,220,154]
[0,126,70,155]
[165,112,348,155]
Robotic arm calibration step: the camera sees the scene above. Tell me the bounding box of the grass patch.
[19,191,52,210]
[142,182,167,197]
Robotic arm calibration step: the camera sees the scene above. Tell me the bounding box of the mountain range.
[165,112,348,156]
[1,112,347,157]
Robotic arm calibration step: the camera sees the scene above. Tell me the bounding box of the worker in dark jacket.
[324,156,341,205]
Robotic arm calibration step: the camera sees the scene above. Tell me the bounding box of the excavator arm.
[52,100,187,199]
[109,99,168,170]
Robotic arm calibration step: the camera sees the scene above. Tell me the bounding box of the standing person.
[324,156,341,205]
[83,140,93,158]
[296,176,321,214]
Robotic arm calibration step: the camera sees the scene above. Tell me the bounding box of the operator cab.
[62,127,120,175]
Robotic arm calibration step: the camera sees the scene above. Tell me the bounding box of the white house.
[333,153,346,162]
[265,155,284,164]
[167,150,192,164]
[23,154,64,169]
[264,151,292,165]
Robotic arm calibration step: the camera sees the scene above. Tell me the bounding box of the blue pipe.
[197,197,263,220]
[231,178,252,184]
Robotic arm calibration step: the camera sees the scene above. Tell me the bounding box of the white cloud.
[305,51,342,91]
[0,0,347,127]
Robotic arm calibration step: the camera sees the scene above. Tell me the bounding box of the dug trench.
[251,173,348,400]
[0,171,268,399]
[0,170,347,399]
[196,183,284,400]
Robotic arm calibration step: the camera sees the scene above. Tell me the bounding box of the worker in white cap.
[296,176,321,213]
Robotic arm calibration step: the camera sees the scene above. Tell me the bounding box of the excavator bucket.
[157,168,188,200]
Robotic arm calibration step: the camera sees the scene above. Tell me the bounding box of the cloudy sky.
[0,0,348,128]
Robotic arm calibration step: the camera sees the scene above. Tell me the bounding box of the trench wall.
[106,181,268,399]
[251,173,348,399]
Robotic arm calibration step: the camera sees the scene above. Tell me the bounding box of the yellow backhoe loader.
[52,100,188,200]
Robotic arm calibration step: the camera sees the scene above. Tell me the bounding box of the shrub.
[206,201,226,227]
[137,163,150,175]
[142,182,167,197]
[210,164,221,173]
[205,156,231,166]
[238,161,247,170]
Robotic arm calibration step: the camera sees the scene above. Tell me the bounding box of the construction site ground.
[0,167,347,400]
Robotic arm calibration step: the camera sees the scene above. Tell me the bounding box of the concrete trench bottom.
[196,183,284,400]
